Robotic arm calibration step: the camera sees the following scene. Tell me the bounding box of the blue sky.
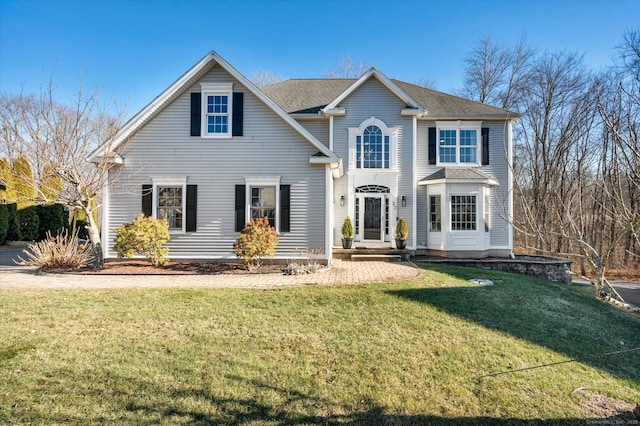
[1,0,638,118]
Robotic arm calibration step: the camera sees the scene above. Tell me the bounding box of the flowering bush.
[233,217,279,270]
[113,214,170,266]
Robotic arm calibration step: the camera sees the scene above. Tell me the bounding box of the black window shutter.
[280,185,290,232]
[190,93,201,136]
[235,185,246,232]
[142,184,153,217]
[232,92,244,136]
[428,127,436,165]
[186,185,197,232]
[481,127,490,165]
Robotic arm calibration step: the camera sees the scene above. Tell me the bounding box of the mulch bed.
[49,260,285,275]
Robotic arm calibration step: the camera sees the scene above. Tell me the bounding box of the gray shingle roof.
[260,77,519,118]
[391,80,519,118]
[261,79,354,114]
[420,168,496,183]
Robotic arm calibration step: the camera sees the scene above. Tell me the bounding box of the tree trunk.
[84,207,104,267]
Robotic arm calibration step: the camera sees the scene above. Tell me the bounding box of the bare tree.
[460,35,534,110]
[0,83,125,264]
[461,33,640,297]
[249,69,285,88]
[325,55,370,78]
[414,77,437,89]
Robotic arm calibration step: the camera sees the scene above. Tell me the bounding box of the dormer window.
[200,83,233,138]
[436,121,482,165]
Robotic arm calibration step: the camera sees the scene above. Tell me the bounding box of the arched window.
[356,125,390,169]
[349,117,397,170]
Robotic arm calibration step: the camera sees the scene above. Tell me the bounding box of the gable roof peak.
[322,66,422,112]
[89,51,338,163]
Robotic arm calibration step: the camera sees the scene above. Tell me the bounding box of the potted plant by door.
[395,217,408,249]
[341,216,354,249]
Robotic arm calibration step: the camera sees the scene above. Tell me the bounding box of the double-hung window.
[243,176,281,231]
[200,83,233,138]
[436,121,481,165]
[147,177,188,233]
[251,186,276,227]
[158,186,183,230]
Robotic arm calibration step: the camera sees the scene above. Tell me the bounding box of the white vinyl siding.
[416,120,511,250]
[331,77,414,246]
[106,65,326,259]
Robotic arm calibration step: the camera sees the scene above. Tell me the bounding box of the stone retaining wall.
[417,254,573,283]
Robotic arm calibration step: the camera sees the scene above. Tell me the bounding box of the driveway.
[0,244,30,270]
[610,281,640,308]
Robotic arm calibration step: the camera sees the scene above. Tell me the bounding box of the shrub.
[233,217,279,270]
[0,204,8,245]
[37,204,65,241]
[6,203,20,241]
[341,216,354,238]
[16,228,94,269]
[113,213,170,266]
[395,217,408,240]
[283,248,324,275]
[17,206,39,241]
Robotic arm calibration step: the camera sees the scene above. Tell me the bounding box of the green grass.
[1,263,639,425]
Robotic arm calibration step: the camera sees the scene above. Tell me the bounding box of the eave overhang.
[418,113,521,122]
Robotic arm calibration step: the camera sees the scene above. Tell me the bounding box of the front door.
[363,197,382,241]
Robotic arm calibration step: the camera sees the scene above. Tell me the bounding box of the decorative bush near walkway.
[233,217,279,270]
[113,213,170,266]
[17,228,94,269]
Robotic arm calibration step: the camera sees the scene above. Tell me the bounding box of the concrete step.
[350,254,403,262]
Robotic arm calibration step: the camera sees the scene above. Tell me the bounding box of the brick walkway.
[0,260,422,289]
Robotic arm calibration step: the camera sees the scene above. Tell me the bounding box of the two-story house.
[90,51,519,262]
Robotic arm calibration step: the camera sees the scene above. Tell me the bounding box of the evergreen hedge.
[0,204,8,245]
[6,203,20,241]
[17,206,40,241]
[37,204,65,241]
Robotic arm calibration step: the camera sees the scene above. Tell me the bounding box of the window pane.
[440,130,456,145]
[460,130,476,145]
[384,135,389,168]
[451,195,476,231]
[460,147,477,163]
[439,129,457,163]
[363,125,383,168]
[250,186,276,227]
[460,130,477,163]
[429,195,441,231]
[355,197,360,235]
[157,186,182,230]
[356,136,362,168]
[208,115,228,134]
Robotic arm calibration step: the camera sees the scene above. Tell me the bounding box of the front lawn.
[1,263,639,424]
